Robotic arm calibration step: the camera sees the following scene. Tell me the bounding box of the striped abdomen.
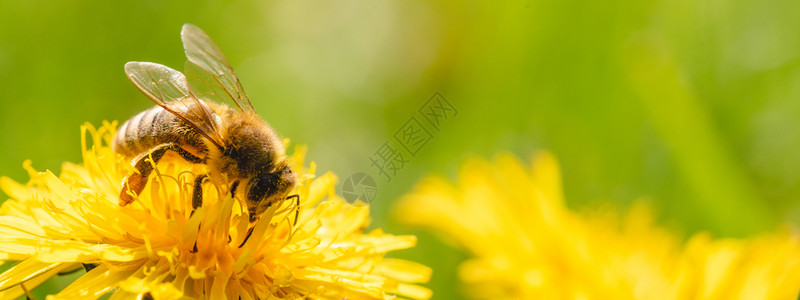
[113,106,208,158]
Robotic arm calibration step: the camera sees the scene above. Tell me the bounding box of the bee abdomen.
[113,106,204,158]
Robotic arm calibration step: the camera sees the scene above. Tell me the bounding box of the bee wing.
[181,24,256,113]
[124,61,225,149]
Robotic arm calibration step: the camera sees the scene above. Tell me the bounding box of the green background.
[2,0,800,298]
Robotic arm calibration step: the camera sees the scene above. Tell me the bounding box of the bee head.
[245,161,297,222]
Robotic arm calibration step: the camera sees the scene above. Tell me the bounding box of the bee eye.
[247,174,278,203]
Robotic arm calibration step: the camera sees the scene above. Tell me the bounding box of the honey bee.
[114,24,298,225]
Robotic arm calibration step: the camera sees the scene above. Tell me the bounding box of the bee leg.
[119,143,203,206]
[188,174,209,254]
[286,194,300,226]
[191,174,207,211]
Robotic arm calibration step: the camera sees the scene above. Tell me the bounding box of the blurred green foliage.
[2,0,800,298]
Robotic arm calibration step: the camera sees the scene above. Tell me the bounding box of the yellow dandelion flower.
[395,152,800,299]
[0,122,431,300]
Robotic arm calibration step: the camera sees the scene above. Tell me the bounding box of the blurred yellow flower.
[396,152,800,299]
[0,122,431,300]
